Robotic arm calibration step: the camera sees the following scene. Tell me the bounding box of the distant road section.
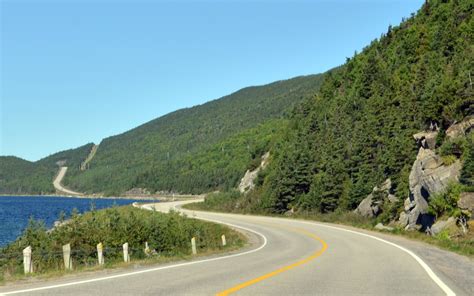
[53,167,82,196]
[80,144,98,171]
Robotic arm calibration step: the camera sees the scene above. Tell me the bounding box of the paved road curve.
[1,200,472,296]
[52,167,82,196]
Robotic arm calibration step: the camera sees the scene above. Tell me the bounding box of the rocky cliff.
[355,117,474,233]
[238,152,270,194]
[400,147,461,230]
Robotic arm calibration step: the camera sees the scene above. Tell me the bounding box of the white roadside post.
[144,241,150,256]
[23,246,33,274]
[63,243,72,270]
[191,237,197,255]
[97,243,104,265]
[221,235,227,246]
[123,243,130,263]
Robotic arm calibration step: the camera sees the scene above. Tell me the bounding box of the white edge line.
[291,219,456,296]
[1,212,267,295]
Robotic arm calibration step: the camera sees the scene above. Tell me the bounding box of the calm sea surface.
[0,196,151,247]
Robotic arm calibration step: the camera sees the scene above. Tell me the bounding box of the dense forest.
[131,119,286,194]
[62,74,324,195]
[215,0,473,215]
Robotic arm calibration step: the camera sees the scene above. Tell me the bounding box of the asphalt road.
[52,167,82,196]
[1,200,472,296]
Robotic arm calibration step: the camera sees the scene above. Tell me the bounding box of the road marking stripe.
[216,226,328,296]
[0,219,267,295]
[203,212,456,296]
[181,209,456,296]
[290,219,456,296]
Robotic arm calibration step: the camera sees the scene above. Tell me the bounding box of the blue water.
[0,196,150,247]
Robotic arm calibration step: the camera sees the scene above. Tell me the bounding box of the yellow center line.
[215,224,328,296]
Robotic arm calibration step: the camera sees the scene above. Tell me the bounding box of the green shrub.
[436,229,451,242]
[428,183,464,219]
[460,135,474,187]
[439,138,467,158]
[442,155,458,166]
[0,206,244,279]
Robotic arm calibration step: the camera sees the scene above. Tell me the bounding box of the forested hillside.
[64,74,324,195]
[0,144,94,194]
[1,74,324,195]
[226,0,473,214]
[5,0,471,205]
[131,119,286,194]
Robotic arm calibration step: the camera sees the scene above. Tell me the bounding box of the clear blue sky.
[1,0,423,161]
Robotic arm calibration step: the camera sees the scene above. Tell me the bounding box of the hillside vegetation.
[265,0,473,214]
[1,75,324,195]
[198,0,473,215]
[62,75,324,195]
[131,119,286,194]
[0,144,94,195]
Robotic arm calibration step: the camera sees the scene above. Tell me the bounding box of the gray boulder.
[413,131,438,150]
[430,217,456,235]
[458,192,474,218]
[401,147,461,230]
[446,117,474,139]
[355,179,393,218]
[374,223,394,231]
[398,212,409,227]
[387,194,399,203]
[355,193,379,218]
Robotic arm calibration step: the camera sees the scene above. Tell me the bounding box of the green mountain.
[245,0,473,214]
[1,74,324,195]
[0,144,94,194]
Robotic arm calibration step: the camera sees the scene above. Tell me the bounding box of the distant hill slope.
[253,0,473,214]
[130,118,287,194]
[1,74,325,195]
[0,144,94,194]
[63,74,325,195]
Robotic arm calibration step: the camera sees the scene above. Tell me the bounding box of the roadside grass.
[0,205,247,285]
[184,202,474,258]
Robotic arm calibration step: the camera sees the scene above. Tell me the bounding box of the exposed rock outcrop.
[413,131,438,150]
[458,192,474,218]
[374,223,394,231]
[401,147,461,230]
[430,217,456,235]
[238,152,270,194]
[446,117,474,139]
[355,179,396,218]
